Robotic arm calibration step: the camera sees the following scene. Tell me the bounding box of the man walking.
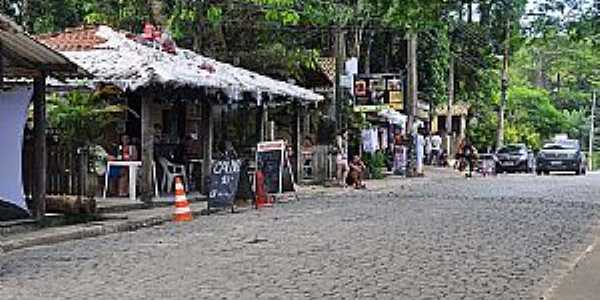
[431,132,443,166]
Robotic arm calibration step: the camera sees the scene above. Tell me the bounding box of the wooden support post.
[303,107,310,138]
[256,103,265,142]
[267,121,275,141]
[201,100,214,194]
[140,94,154,203]
[295,103,303,181]
[32,73,47,220]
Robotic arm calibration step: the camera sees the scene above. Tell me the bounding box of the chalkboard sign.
[207,159,241,209]
[256,141,285,194]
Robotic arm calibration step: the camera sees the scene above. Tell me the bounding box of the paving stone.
[1,173,600,299]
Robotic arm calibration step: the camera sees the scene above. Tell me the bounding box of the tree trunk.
[363,30,375,74]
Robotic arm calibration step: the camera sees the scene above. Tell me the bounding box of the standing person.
[462,138,477,178]
[415,127,425,176]
[425,134,433,165]
[431,132,443,166]
[335,129,349,187]
[117,134,138,197]
[455,138,466,171]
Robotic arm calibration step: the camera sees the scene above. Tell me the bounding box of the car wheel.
[536,170,542,176]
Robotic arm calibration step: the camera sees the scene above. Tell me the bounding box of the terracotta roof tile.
[36,26,107,51]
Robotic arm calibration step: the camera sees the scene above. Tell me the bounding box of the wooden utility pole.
[590,90,596,171]
[32,73,47,220]
[447,55,455,156]
[140,95,154,203]
[497,18,510,150]
[405,32,419,177]
[332,28,346,130]
[407,32,418,134]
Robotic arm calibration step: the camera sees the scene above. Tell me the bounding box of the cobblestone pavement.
[2,173,600,300]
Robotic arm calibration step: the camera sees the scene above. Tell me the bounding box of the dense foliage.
[2,1,598,157]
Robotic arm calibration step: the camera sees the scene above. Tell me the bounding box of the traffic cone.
[173,177,192,222]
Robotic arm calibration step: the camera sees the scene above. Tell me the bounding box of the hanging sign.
[256,140,285,194]
[353,73,405,112]
[207,159,241,209]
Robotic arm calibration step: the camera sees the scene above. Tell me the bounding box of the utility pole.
[447,55,454,156]
[332,27,346,130]
[406,32,418,134]
[497,18,510,150]
[406,32,418,177]
[590,90,596,171]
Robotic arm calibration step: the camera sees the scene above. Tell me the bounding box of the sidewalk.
[0,201,208,253]
[546,237,600,300]
[1,167,459,253]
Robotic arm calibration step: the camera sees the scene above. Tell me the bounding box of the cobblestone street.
[2,172,600,300]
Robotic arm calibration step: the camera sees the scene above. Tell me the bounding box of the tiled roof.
[37,26,107,51]
[0,14,89,78]
[35,25,323,102]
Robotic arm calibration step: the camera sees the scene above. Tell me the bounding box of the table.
[103,161,142,201]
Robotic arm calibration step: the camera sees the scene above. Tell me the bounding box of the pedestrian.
[335,129,349,187]
[431,132,443,166]
[425,134,433,165]
[462,139,477,178]
[415,127,425,176]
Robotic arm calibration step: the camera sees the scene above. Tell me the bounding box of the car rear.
[495,145,530,173]
[536,141,585,175]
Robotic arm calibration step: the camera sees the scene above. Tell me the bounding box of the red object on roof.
[36,26,107,51]
[143,23,156,40]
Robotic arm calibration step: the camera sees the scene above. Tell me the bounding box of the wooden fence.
[22,128,91,201]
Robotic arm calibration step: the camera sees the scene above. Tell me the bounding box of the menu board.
[256,141,285,194]
[208,159,241,209]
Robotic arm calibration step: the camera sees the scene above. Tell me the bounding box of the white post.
[590,90,596,171]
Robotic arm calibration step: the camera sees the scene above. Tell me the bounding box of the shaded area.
[0,199,30,221]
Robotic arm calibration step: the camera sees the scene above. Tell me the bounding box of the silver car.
[495,144,535,173]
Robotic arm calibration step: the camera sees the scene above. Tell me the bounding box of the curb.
[0,205,206,254]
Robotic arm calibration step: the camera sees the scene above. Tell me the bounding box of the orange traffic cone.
[173,177,192,222]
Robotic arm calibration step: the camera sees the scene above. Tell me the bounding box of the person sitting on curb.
[347,155,367,189]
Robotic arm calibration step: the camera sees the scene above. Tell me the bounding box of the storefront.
[38,25,323,202]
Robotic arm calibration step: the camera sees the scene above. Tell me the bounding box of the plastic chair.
[158,157,186,194]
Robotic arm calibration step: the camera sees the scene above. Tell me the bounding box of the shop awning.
[377,109,407,125]
[37,25,323,103]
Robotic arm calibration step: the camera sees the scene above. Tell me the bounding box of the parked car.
[536,140,587,175]
[495,144,535,173]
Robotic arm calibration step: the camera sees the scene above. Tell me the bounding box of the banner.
[0,86,33,220]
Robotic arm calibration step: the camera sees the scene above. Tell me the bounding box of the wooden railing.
[22,128,91,200]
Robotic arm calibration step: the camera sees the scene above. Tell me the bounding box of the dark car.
[536,140,587,175]
[495,144,535,173]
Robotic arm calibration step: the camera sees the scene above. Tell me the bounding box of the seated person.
[113,134,138,197]
[347,155,366,189]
